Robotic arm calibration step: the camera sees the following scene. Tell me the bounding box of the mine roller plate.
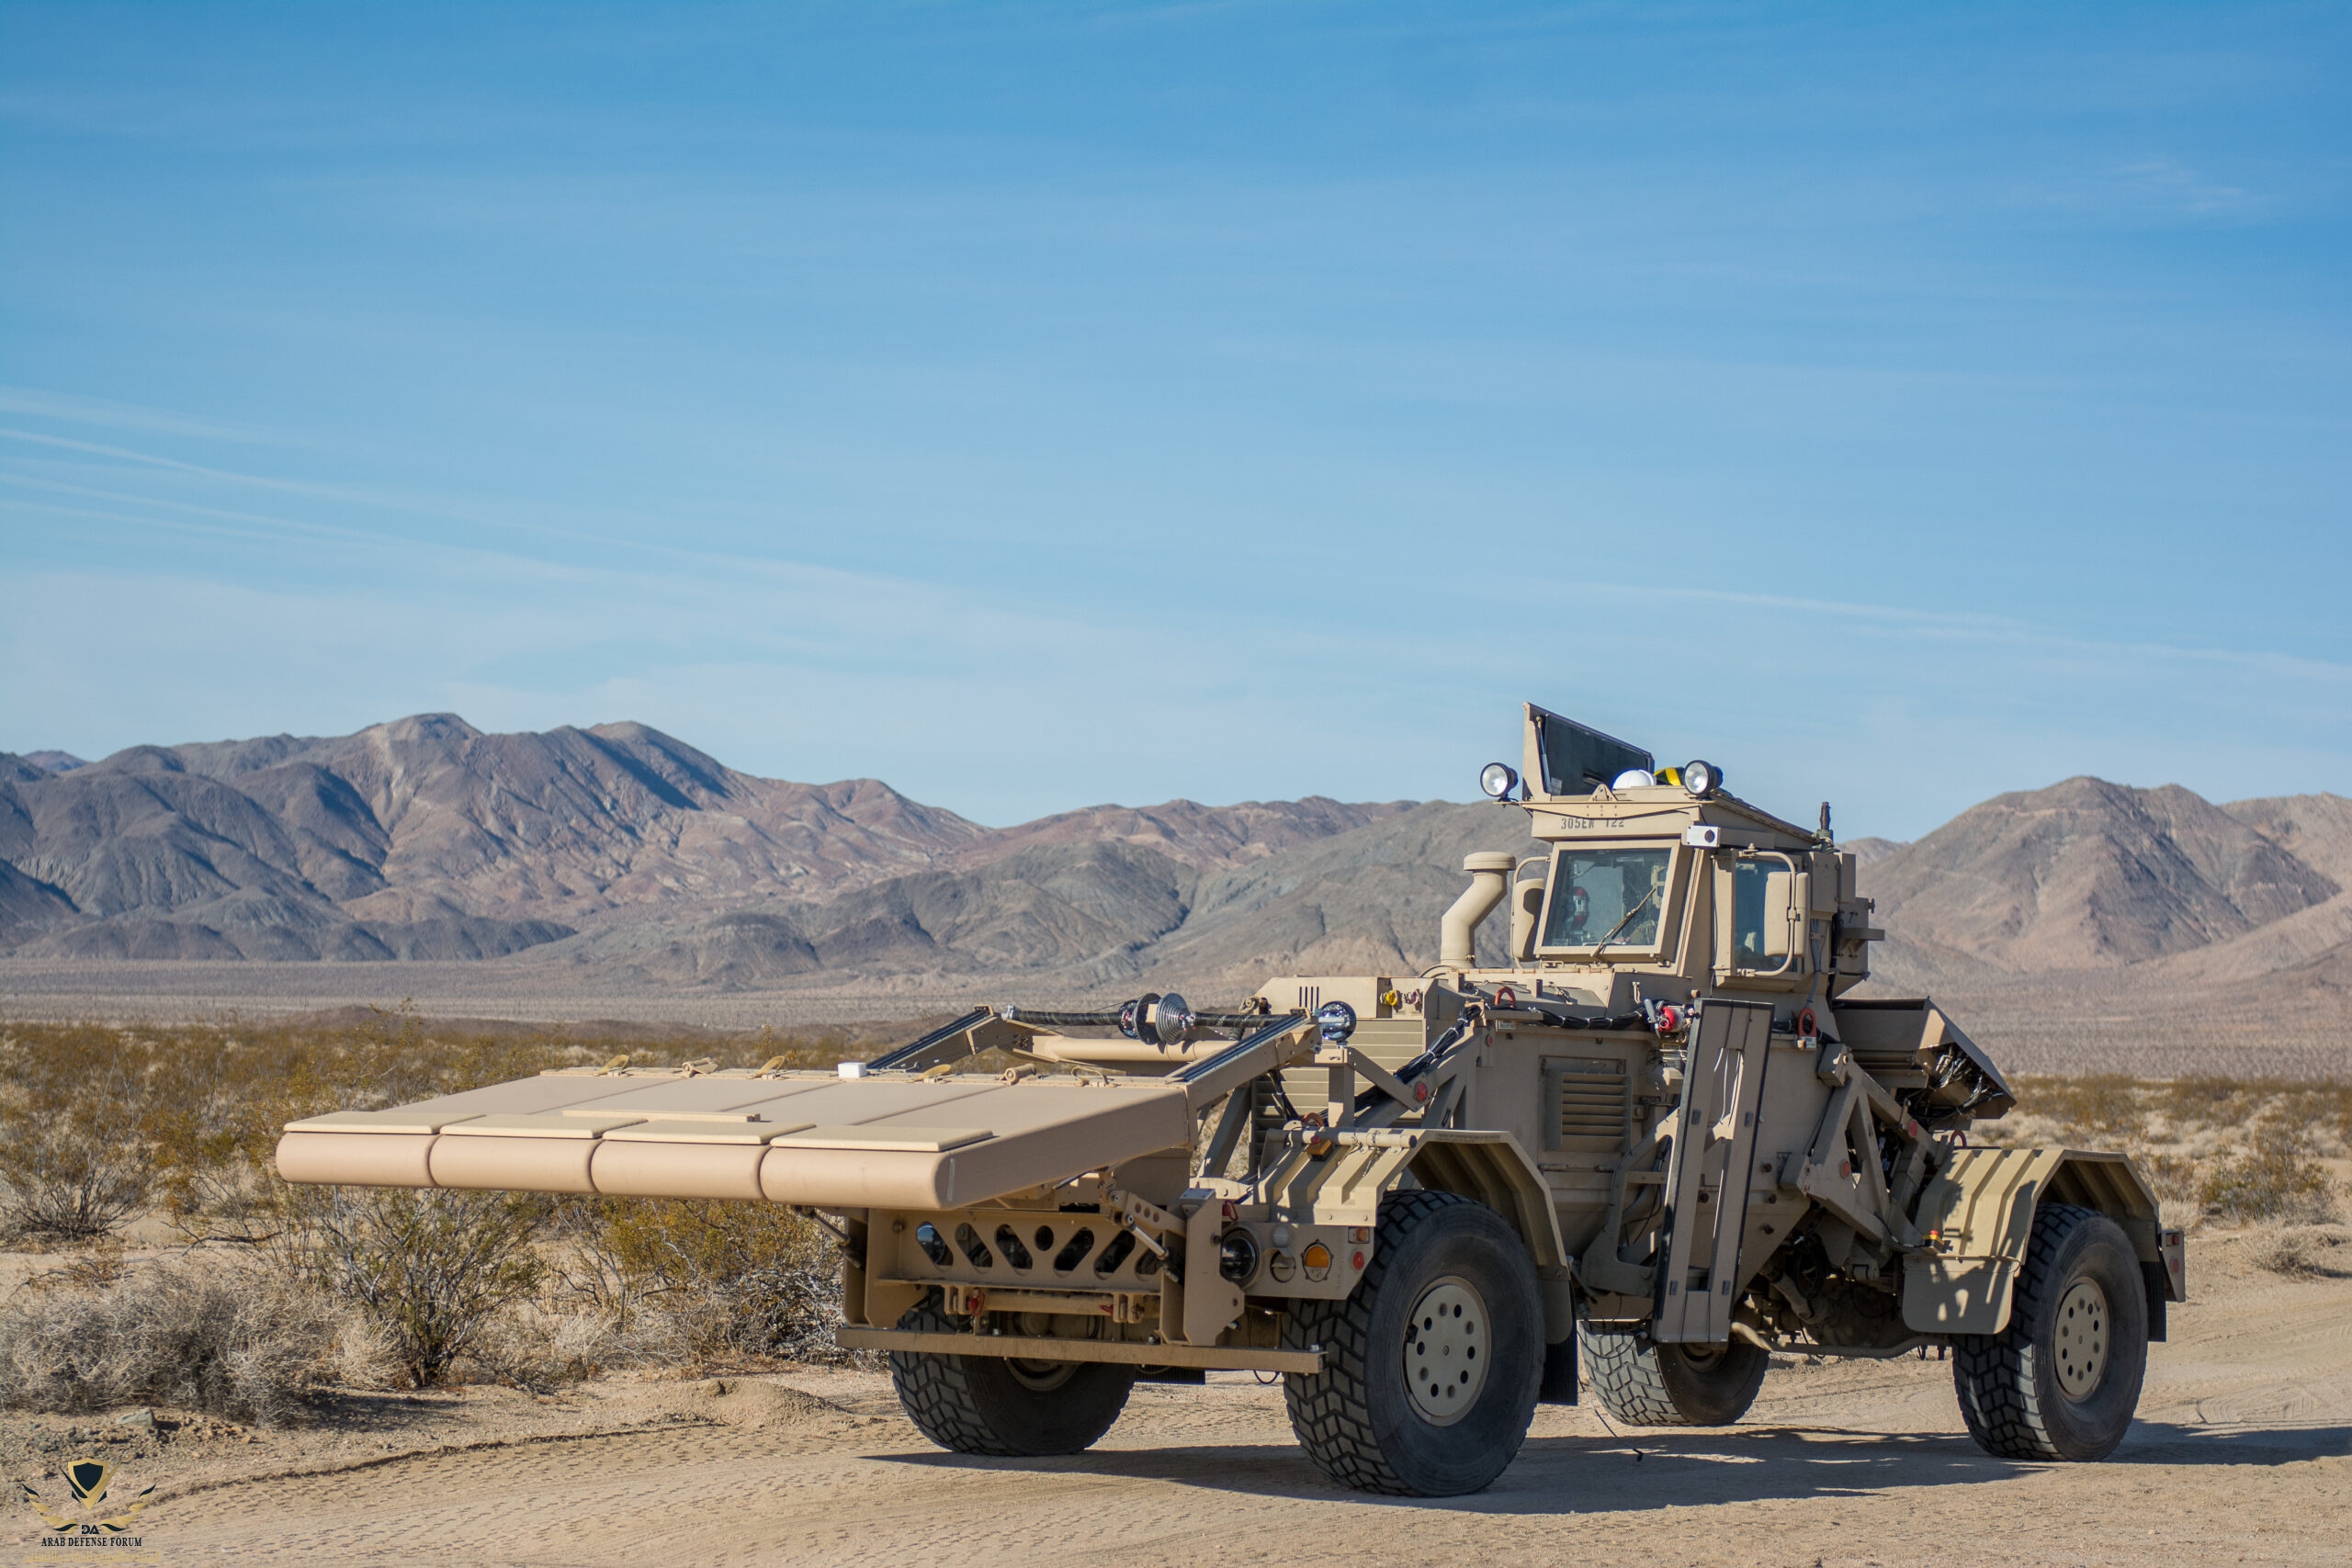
[277,1068,1193,1209]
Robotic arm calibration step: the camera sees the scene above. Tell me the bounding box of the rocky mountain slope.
[1849,784,2352,1076]
[0,716,1413,964]
[1860,777,2339,974]
[543,802,1538,998]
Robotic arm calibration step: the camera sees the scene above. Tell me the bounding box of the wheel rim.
[1402,1275,1490,1426]
[1006,1359,1078,1393]
[2052,1277,2110,1401]
[1674,1344,1725,1374]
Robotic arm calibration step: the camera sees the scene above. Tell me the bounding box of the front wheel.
[888,1304,1136,1457]
[1579,1324,1768,1426]
[1283,1190,1545,1496]
[1953,1201,2147,1461]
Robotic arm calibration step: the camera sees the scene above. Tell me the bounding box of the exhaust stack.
[1440,852,1517,970]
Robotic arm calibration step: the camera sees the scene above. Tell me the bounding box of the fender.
[1258,1126,1572,1341]
[1902,1146,2181,1337]
[1407,1130,1575,1344]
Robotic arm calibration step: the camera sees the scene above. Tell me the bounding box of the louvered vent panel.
[1546,1057,1630,1154]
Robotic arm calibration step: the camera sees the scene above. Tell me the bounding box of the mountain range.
[5,716,2349,1074]
[0,715,1428,982]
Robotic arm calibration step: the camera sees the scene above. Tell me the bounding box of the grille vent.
[1544,1056,1630,1154]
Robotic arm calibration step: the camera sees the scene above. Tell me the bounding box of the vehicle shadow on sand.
[295,1390,474,1436]
[868,1419,2352,1513]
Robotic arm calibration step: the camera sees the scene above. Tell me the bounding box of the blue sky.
[2,3,2346,835]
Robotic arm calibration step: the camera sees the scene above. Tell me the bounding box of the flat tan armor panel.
[282,1110,481,1135]
[775,1125,993,1153]
[276,1072,1193,1211]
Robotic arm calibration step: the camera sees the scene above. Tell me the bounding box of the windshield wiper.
[1589,886,1660,956]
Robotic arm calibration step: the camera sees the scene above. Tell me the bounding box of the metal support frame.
[835,1325,1321,1373]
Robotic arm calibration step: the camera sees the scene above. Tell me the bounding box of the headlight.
[1680,759,1721,797]
[1218,1228,1261,1284]
[1478,761,1518,800]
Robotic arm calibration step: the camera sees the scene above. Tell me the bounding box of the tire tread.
[889,1303,1026,1456]
[1580,1325,1686,1426]
[1952,1201,2135,1461]
[1283,1190,1480,1494]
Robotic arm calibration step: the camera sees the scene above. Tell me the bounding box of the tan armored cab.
[278,704,2182,1495]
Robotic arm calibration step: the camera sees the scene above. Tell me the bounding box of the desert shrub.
[2197,1130,2340,1224]
[2246,1225,2351,1280]
[2157,1077,2352,1153]
[2015,1074,2149,1144]
[558,1198,847,1364]
[0,1048,159,1241]
[283,1186,551,1388]
[2134,1149,2202,1204]
[0,1257,337,1424]
[475,1307,686,1386]
[0,1120,150,1243]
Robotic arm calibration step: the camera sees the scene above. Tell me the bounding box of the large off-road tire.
[1578,1324,1769,1426]
[1953,1201,2147,1461]
[1283,1190,1545,1496]
[888,1303,1136,1457]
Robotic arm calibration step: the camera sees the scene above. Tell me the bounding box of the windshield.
[1541,847,1674,951]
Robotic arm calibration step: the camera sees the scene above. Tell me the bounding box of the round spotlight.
[1118,995,1155,1040]
[1478,762,1519,800]
[1315,1000,1358,1043]
[1611,768,1657,789]
[1680,760,1722,798]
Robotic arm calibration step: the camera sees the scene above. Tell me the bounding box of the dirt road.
[106,1234,2349,1568]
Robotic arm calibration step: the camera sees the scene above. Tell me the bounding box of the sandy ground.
[6,1227,2346,1568]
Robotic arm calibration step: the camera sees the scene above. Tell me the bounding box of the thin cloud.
[0,386,282,445]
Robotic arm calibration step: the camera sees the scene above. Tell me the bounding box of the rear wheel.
[888,1303,1136,1457]
[1283,1190,1545,1496]
[1579,1324,1768,1426]
[1953,1201,2147,1461]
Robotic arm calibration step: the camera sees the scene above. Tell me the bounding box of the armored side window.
[1717,852,1806,979]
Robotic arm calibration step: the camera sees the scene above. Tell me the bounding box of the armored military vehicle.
[278,704,2183,1495]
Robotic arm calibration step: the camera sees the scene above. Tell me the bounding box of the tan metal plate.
[834,1326,1320,1373]
[601,1119,816,1145]
[559,1108,763,1122]
[439,1113,646,1139]
[775,1125,993,1152]
[282,1110,482,1135]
